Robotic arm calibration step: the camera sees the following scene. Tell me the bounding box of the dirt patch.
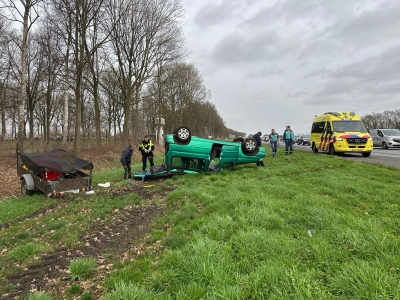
[0,159,21,201]
[1,183,175,300]
[0,149,175,299]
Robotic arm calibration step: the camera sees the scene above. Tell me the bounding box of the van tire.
[382,142,388,149]
[362,152,371,157]
[174,126,191,142]
[329,144,335,155]
[312,143,318,153]
[242,138,258,154]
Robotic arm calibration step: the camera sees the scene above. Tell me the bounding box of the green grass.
[25,292,55,300]
[5,242,50,262]
[0,196,56,224]
[68,258,97,281]
[1,149,400,299]
[102,150,400,299]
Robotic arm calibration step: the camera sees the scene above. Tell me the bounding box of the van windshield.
[332,121,367,132]
[381,129,400,136]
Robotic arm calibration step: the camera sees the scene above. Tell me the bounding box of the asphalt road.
[292,144,400,169]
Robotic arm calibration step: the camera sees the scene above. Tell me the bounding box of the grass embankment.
[1,150,399,299]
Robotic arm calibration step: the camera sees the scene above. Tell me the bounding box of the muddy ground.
[0,150,174,299]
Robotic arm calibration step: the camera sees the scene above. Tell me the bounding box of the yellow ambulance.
[310,111,373,157]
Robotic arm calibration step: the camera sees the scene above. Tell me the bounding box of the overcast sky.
[180,0,400,136]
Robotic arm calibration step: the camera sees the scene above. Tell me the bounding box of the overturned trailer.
[17,149,93,197]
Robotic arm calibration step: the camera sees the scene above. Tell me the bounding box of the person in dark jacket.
[253,131,264,166]
[253,131,262,146]
[120,145,136,179]
[139,135,155,171]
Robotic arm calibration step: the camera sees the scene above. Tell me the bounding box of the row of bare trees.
[0,0,235,155]
[362,110,400,130]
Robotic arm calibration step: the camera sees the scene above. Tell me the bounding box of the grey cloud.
[243,66,285,81]
[313,78,358,97]
[323,3,400,46]
[209,30,290,64]
[245,0,336,27]
[296,60,308,68]
[303,94,355,106]
[331,45,400,82]
[244,0,400,60]
[194,0,238,28]
[363,82,400,95]
[304,43,400,102]
[304,68,332,79]
[182,0,400,134]
[286,90,309,98]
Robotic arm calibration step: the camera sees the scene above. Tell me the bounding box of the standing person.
[139,135,155,171]
[253,131,264,166]
[120,145,136,179]
[283,125,295,155]
[268,129,280,158]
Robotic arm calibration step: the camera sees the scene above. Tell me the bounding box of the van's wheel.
[329,144,336,155]
[173,126,191,142]
[312,143,318,153]
[242,138,258,153]
[21,179,34,196]
[362,152,371,157]
[382,142,388,149]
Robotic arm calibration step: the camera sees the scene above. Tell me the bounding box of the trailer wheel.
[21,178,34,196]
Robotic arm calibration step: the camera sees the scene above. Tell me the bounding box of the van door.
[369,130,379,147]
[218,145,239,172]
[311,121,325,150]
[377,130,384,148]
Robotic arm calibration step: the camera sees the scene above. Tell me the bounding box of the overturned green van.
[134,126,266,180]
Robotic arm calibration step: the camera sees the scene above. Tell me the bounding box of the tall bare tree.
[45,0,74,146]
[105,0,185,146]
[48,0,109,154]
[84,2,112,147]
[37,19,63,144]
[0,0,43,152]
[0,16,11,140]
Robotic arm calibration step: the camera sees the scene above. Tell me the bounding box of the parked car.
[297,135,311,145]
[134,126,266,180]
[369,129,400,149]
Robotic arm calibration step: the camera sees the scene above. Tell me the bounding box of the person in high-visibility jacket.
[139,135,155,171]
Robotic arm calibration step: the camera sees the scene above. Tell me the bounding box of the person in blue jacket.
[283,125,295,155]
[120,145,136,179]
